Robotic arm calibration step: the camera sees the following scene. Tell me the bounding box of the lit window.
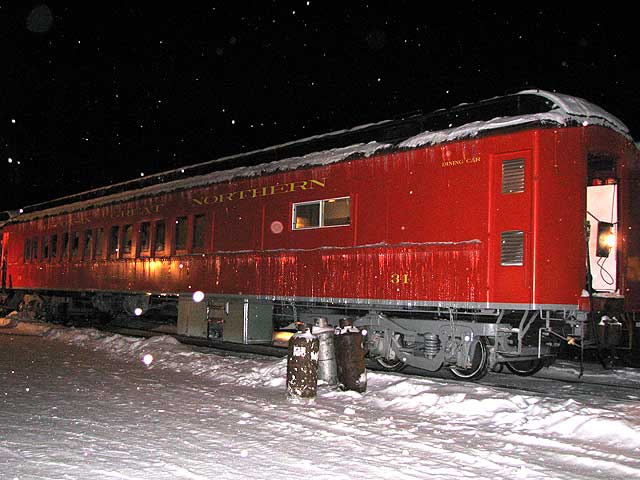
[154,220,166,254]
[292,197,350,230]
[323,198,351,226]
[139,222,151,254]
[109,226,119,258]
[293,203,320,229]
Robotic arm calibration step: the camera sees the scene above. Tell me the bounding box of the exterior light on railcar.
[604,232,616,248]
[592,178,604,186]
[605,177,617,185]
[596,221,616,258]
[134,307,143,316]
[193,291,205,303]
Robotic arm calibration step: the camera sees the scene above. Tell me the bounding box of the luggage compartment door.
[489,151,533,304]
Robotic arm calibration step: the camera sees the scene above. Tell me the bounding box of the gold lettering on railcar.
[390,273,410,284]
[45,203,166,228]
[104,203,165,219]
[192,178,326,206]
[441,156,481,168]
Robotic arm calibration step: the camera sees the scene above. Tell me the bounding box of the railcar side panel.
[626,149,640,311]
[531,128,586,308]
[4,125,637,314]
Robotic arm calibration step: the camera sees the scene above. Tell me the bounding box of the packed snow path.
[1,324,640,479]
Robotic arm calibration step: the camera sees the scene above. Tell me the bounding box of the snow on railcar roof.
[12,90,630,223]
[399,89,629,149]
[14,141,392,222]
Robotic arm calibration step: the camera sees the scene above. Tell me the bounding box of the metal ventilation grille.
[500,230,524,266]
[502,158,525,194]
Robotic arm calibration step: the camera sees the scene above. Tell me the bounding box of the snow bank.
[29,325,639,454]
[0,316,52,335]
[3,321,640,478]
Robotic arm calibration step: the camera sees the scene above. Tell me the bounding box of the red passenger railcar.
[1,90,638,379]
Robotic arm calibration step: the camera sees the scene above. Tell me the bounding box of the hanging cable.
[597,256,615,285]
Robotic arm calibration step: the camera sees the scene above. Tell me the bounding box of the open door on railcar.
[586,154,620,295]
[586,179,617,293]
[584,153,632,359]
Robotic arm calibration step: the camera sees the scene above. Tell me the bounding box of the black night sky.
[2,2,639,211]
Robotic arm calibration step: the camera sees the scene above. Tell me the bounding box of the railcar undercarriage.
[2,290,634,381]
[289,303,560,380]
[294,302,633,380]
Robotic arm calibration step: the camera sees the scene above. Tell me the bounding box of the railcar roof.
[9,89,630,223]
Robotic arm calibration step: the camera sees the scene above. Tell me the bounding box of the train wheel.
[375,357,406,372]
[449,337,489,381]
[505,359,546,376]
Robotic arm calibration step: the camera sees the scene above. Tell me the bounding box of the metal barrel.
[286,328,320,400]
[598,315,622,348]
[334,318,367,393]
[312,317,338,387]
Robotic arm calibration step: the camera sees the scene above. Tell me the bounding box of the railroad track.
[102,325,640,403]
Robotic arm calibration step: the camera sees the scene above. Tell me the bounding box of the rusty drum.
[286,327,320,400]
[334,318,367,393]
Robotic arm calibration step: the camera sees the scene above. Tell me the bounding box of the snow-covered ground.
[1,320,640,479]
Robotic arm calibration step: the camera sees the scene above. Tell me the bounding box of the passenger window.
[154,220,166,254]
[193,214,206,252]
[24,239,31,261]
[42,236,50,259]
[174,216,187,251]
[323,198,351,226]
[109,226,120,258]
[50,234,58,259]
[138,222,151,255]
[61,233,69,259]
[292,197,351,230]
[293,203,320,229]
[83,230,92,259]
[94,228,104,259]
[71,232,80,258]
[32,238,39,260]
[122,224,133,255]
